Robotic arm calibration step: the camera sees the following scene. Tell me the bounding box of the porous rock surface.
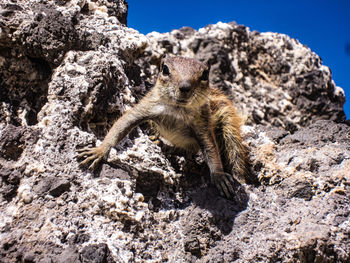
[0,0,349,262]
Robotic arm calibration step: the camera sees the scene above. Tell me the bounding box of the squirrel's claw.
[77,146,105,170]
[212,172,237,200]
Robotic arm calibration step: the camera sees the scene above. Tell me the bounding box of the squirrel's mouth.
[176,98,189,104]
[176,93,192,104]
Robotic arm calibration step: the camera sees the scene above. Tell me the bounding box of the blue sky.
[127,0,350,119]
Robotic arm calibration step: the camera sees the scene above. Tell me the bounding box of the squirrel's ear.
[200,69,209,81]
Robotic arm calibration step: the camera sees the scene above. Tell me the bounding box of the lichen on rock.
[0,0,349,262]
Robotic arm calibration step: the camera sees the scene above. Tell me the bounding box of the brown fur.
[78,55,253,199]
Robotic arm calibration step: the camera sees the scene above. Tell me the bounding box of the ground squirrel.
[77,55,252,199]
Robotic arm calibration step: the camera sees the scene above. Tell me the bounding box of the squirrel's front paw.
[76,146,106,170]
[211,172,239,200]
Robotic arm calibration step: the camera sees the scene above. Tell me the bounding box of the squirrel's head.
[156,55,210,107]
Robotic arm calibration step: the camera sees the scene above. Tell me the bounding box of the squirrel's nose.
[179,82,191,93]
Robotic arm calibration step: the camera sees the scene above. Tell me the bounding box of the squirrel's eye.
[162,64,170,75]
[200,69,209,81]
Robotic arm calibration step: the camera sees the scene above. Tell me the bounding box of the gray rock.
[0,166,22,201]
[0,125,26,160]
[49,178,71,197]
[0,0,349,262]
[80,243,114,263]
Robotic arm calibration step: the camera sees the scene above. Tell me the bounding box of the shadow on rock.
[160,145,250,234]
[180,175,249,259]
[190,181,249,235]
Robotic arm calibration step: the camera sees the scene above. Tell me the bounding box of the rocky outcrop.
[142,24,345,131]
[0,0,349,262]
